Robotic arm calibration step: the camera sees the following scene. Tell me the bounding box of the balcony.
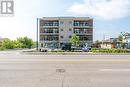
[73,21,93,27]
[40,28,59,35]
[40,35,59,42]
[40,20,59,27]
[78,35,92,41]
[74,29,92,35]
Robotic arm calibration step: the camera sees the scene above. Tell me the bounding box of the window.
[69,28,72,31]
[60,36,64,38]
[61,29,63,31]
[84,29,88,33]
[60,21,64,25]
[69,36,72,38]
[74,21,92,26]
[69,21,72,25]
[43,21,59,26]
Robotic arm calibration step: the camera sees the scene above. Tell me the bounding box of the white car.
[82,47,91,52]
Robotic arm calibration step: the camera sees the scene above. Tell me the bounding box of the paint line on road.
[53,59,130,62]
[0,59,130,62]
[100,69,130,72]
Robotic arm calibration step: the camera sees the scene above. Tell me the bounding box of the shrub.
[90,48,99,53]
[0,47,5,51]
[97,48,130,53]
[50,50,65,52]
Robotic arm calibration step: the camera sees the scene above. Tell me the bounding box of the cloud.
[67,0,130,20]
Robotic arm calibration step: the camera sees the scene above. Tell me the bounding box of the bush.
[0,47,6,51]
[97,48,130,53]
[90,48,99,53]
[50,50,65,52]
[2,39,15,49]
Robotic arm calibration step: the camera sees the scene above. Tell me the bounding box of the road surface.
[0,51,130,87]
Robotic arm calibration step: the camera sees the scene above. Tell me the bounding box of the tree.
[13,40,23,48]
[2,39,15,49]
[70,34,80,46]
[17,36,34,48]
[118,34,123,42]
[94,40,101,48]
[118,32,126,49]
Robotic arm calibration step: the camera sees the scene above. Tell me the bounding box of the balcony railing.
[40,35,59,41]
[40,20,59,26]
[73,21,93,27]
[40,29,59,34]
[74,29,92,34]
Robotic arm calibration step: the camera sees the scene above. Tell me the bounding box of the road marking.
[100,69,130,72]
[0,59,130,62]
[51,59,130,62]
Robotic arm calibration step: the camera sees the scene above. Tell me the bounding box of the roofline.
[40,16,93,20]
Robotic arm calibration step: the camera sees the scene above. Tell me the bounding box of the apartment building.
[39,17,93,49]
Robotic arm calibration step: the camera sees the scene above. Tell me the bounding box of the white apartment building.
[39,17,93,48]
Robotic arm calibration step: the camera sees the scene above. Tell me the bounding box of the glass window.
[60,21,64,25]
[69,36,72,38]
[69,28,72,31]
[60,36,64,38]
[69,21,72,25]
[61,29,63,31]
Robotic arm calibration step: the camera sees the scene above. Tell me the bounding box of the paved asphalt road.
[0,51,130,87]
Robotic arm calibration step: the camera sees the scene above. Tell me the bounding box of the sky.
[0,0,130,41]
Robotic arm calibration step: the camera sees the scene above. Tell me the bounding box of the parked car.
[61,43,71,51]
[82,46,91,52]
[82,47,89,52]
[39,47,48,52]
[39,47,52,52]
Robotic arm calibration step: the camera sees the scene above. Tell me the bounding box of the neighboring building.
[122,32,130,49]
[101,38,121,49]
[39,17,93,49]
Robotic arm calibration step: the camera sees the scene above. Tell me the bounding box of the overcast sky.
[0,0,130,41]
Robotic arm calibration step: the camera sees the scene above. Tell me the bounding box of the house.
[100,38,121,49]
[122,32,130,49]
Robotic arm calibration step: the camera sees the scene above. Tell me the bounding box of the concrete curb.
[22,52,130,55]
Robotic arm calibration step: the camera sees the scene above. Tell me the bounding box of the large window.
[60,21,64,25]
[74,28,92,34]
[40,28,59,33]
[73,21,92,26]
[40,20,59,26]
[40,35,59,41]
[78,35,92,41]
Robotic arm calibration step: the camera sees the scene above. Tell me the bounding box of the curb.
[22,52,130,55]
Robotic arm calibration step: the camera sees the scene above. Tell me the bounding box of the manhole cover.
[56,69,66,73]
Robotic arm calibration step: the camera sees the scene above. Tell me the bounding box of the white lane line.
[100,69,130,72]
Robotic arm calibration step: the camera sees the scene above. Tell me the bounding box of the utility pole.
[102,34,105,48]
[36,18,39,51]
